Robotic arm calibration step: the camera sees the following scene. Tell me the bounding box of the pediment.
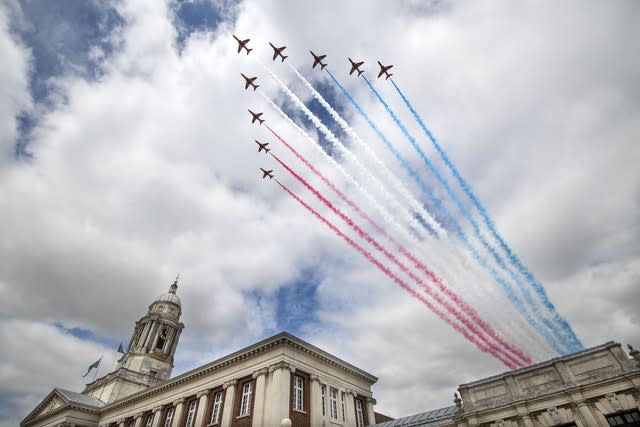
[21,389,70,425]
[41,395,65,415]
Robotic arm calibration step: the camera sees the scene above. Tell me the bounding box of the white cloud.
[1,0,639,422]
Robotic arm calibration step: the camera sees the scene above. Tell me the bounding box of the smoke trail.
[260,93,419,247]
[361,75,568,355]
[267,127,531,366]
[274,177,520,369]
[289,64,446,238]
[390,79,583,352]
[262,64,435,242]
[325,70,553,361]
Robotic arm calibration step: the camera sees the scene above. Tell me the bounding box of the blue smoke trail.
[327,70,565,354]
[359,75,570,354]
[390,79,583,353]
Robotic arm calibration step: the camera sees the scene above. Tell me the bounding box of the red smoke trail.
[274,177,518,369]
[265,125,531,366]
[272,156,523,369]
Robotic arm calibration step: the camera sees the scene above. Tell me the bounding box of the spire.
[169,274,179,294]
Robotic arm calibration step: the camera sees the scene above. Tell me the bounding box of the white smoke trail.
[262,64,434,243]
[289,64,446,238]
[260,93,418,247]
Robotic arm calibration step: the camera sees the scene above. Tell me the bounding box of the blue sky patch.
[12,0,124,158]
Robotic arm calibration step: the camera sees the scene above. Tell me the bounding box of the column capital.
[252,367,269,379]
[152,406,163,413]
[133,412,144,419]
[310,374,320,382]
[115,418,125,425]
[268,361,293,373]
[366,397,377,405]
[347,389,357,397]
[223,379,237,389]
[197,389,210,398]
[173,397,186,405]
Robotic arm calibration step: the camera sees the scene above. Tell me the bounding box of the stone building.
[374,341,640,427]
[21,280,378,427]
[20,279,640,427]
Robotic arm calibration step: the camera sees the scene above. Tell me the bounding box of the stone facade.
[374,341,640,427]
[22,333,378,427]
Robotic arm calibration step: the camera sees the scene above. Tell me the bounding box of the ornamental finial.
[169,274,179,294]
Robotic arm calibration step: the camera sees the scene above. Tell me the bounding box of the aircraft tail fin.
[282,55,288,62]
[320,63,327,70]
[246,48,253,55]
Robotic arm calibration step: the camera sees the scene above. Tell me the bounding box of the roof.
[373,406,458,427]
[103,331,378,410]
[57,388,105,407]
[21,388,105,426]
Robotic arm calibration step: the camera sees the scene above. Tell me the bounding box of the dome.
[154,276,181,307]
[154,291,181,307]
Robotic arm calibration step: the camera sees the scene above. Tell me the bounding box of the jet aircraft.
[348,58,364,76]
[248,110,264,125]
[377,61,394,80]
[241,73,259,91]
[233,35,252,55]
[255,140,270,153]
[260,168,274,179]
[310,51,327,70]
[269,43,288,62]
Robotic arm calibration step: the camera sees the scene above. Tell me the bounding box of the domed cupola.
[122,277,185,381]
[82,277,186,404]
[153,276,182,308]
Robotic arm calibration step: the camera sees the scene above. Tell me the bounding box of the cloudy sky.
[1,0,639,425]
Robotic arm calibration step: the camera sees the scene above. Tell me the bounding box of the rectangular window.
[341,391,346,421]
[293,375,304,411]
[355,399,365,427]
[240,382,253,416]
[210,391,224,424]
[606,409,640,426]
[330,387,338,420]
[144,414,154,427]
[321,385,326,417]
[163,407,174,427]
[185,400,198,427]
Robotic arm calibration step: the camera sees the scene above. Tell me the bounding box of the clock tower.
[83,278,185,403]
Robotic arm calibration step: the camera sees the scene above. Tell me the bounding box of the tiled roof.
[373,406,458,427]
[57,389,105,407]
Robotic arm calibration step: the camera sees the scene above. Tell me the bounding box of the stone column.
[365,398,376,426]
[266,362,293,427]
[309,375,322,427]
[251,368,269,427]
[116,418,126,427]
[576,401,607,427]
[151,406,164,427]
[344,390,356,427]
[172,398,186,427]
[133,413,144,427]
[194,389,210,427]
[516,405,534,427]
[220,380,237,427]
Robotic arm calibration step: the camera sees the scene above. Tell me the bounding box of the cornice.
[102,332,377,412]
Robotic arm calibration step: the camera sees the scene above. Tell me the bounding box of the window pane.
[240,382,253,416]
[211,392,223,424]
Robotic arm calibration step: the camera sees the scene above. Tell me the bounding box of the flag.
[117,353,129,364]
[82,356,103,378]
[117,342,124,353]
